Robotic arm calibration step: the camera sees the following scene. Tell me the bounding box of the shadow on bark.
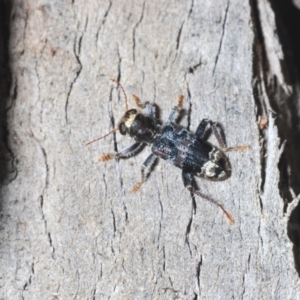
[250,0,300,276]
[0,0,16,190]
[269,0,300,276]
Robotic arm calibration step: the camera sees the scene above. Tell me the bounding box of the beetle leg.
[131,153,158,193]
[99,142,145,162]
[195,118,213,140]
[195,118,227,148]
[182,171,235,224]
[168,95,184,122]
[196,119,249,152]
[132,95,157,118]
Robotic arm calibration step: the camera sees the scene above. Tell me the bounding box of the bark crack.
[28,118,53,257]
[188,0,194,19]
[212,0,230,76]
[241,253,251,298]
[111,208,116,236]
[40,146,55,259]
[132,0,146,62]
[103,173,108,198]
[48,232,55,258]
[21,262,35,299]
[185,215,193,255]
[92,286,96,300]
[188,58,203,74]
[157,188,163,246]
[162,246,166,271]
[74,270,80,299]
[185,81,192,131]
[65,17,85,125]
[36,40,48,125]
[172,21,185,64]
[185,77,197,246]
[112,48,128,222]
[176,21,184,51]
[96,0,112,46]
[106,86,123,234]
[196,255,202,296]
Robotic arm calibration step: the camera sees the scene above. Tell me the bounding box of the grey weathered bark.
[1,0,300,298]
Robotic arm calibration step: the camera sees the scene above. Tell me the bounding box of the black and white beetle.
[86,80,247,223]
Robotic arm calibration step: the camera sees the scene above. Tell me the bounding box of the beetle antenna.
[85,128,119,146]
[110,78,129,111]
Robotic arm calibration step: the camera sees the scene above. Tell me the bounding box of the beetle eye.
[119,123,127,135]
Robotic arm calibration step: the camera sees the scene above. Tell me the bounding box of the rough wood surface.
[1,0,299,299]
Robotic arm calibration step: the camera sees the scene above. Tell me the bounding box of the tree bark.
[1,0,299,298]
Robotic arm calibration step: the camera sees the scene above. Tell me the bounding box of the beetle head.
[118,109,157,142]
[85,79,158,146]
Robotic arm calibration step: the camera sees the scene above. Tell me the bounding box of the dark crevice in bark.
[251,0,300,204]
[253,0,300,276]
[275,3,300,279]
[271,0,300,75]
[250,0,300,276]
[0,1,16,189]
[270,0,300,277]
[267,0,300,207]
[249,0,270,199]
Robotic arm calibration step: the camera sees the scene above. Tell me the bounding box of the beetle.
[86,79,247,223]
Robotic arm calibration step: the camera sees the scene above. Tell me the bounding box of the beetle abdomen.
[197,148,231,181]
